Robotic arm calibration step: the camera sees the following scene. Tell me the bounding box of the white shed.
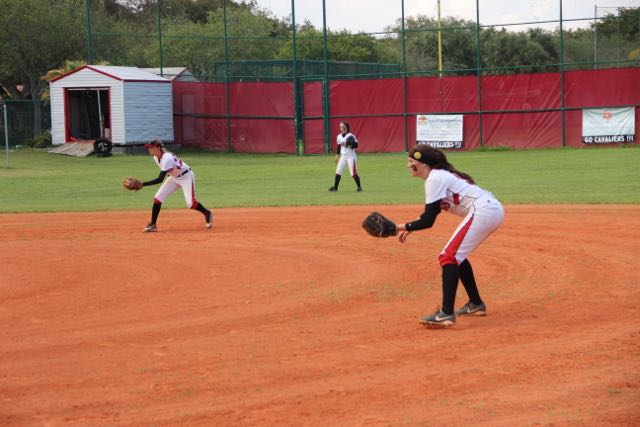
[49,65,173,146]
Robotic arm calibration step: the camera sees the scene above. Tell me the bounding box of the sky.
[256,0,639,33]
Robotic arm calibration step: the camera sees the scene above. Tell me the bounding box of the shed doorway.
[65,88,110,142]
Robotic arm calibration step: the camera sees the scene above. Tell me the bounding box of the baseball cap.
[143,139,164,148]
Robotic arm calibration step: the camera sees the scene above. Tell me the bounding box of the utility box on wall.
[49,65,173,149]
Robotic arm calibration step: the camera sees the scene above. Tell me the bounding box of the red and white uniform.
[153,151,198,208]
[335,132,358,176]
[425,169,504,266]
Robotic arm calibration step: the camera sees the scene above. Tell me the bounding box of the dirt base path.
[1,205,639,426]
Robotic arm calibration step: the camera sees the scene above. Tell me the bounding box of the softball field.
[1,205,639,426]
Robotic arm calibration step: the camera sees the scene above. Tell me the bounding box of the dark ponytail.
[408,144,475,184]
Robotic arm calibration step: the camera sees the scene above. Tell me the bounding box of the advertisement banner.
[582,107,635,144]
[416,114,463,148]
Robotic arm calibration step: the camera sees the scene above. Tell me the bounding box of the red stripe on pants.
[438,214,474,266]
[190,180,198,209]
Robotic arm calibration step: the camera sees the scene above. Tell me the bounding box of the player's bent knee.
[438,253,458,267]
[190,200,199,209]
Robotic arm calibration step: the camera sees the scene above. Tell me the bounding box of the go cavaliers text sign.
[582,107,635,144]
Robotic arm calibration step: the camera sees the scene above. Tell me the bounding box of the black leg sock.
[353,175,361,189]
[194,202,209,216]
[334,174,342,189]
[151,202,162,225]
[441,263,459,315]
[458,259,482,305]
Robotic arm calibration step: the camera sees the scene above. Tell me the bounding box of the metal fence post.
[223,0,232,152]
[475,0,484,148]
[560,0,566,147]
[156,0,164,74]
[291,0,299,155]
[2,102,9,168]
[85,0,93,64]
[594,5,598,68]
[322,0,330,154]
[401,0,409,152]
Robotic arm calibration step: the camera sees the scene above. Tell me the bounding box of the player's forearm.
[143,170,168,187]
[404,201,441,231]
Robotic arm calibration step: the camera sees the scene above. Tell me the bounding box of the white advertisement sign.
[416,114,463,148]
[582,107,635,144]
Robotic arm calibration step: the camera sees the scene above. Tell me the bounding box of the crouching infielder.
[140,139,212,233]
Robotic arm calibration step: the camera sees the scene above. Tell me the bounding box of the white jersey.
[336,132,358,158]
[425,169,494,218]
[154,151,190,175]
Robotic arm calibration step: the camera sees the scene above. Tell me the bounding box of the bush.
[23,131,52,148]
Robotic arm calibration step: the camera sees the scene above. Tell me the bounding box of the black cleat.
[205,210,213,229]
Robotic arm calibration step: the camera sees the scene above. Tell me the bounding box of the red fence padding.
[303,81,323,117]
[407,76,478,113]
[230,82,294,116]
[303,119,324,154]
[329,117,406,153]
[174,67,639,152]
[173,82,226,115]
[330,79,404,115]
[174,117,229,151]
[174,81,295,152]
[482,72,561,111]
[563,110,584,148]
[482,112,562,149]
[564,68,640,108]
[230,119,294,153]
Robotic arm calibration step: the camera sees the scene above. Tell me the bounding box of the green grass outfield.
[0,146,639,213]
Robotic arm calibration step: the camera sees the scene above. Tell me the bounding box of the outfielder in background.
[140,140,213,233]
[328,121,363,192]
[396,144,504,328]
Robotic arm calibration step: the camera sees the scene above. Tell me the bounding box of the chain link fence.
[5,0,638,149]
[0,101,50,147]
[84,1,640,78]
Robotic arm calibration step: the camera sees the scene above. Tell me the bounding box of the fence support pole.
[475,0,484,148]
[3,103,9,168]
[560,0,566,147]
[322,0,330,154]
[291,0,299,154]
[594,6,597,68]
[85,0,93,64]
[401,0,409,152]
[437,0,443,77]
[223,0,232,152]
[156,0,164,74]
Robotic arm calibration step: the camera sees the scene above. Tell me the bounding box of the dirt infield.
[1,205,639,426]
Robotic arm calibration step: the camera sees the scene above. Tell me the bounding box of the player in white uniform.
[328,121,363,192]
[140,140,213,233]
[395,144,504,328]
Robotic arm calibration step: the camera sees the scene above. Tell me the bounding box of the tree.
[0,0,84,100]
[385,15,477,74]
[275,26,394,69]
[0,0,90,136]
[593,7,640,41]
[40,59,111,101]
[482,29,556,74]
